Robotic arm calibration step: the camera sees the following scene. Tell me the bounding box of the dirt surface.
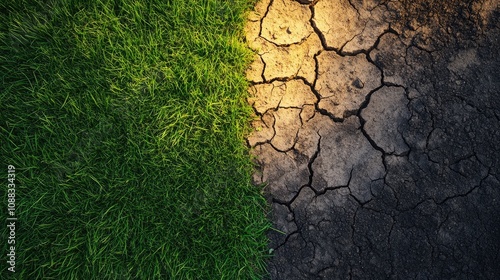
[245,0,500,279]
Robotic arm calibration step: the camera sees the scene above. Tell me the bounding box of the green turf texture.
[0,0,270,278]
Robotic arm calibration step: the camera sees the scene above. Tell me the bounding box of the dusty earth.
[244,0,500,279]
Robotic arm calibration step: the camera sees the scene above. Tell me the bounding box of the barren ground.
[245,0,500,278]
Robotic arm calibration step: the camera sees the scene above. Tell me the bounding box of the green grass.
[0,0,270,279]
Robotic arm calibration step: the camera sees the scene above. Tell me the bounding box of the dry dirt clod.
[312,0,361,49]
[246,54,265,83]
[261,0,313,45]
[248,111,275,147]
[360,86,411,155]
[271,108,302,152]
[316,51,381,119]
[261,33,322,82]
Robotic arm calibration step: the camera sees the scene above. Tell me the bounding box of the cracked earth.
[245,0,500,279]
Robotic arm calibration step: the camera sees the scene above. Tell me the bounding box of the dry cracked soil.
[245,0,500,279]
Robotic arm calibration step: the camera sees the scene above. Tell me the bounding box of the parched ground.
[245,0,500,279]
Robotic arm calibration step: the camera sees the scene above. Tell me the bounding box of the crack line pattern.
[245,0,500,279]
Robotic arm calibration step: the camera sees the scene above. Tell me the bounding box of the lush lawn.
[0,0,269,279]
